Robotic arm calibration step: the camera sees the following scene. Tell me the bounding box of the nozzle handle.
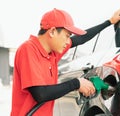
[89,76,109,93]
[76,76,110,105]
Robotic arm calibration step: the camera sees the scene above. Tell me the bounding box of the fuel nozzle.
[89,76,109,93]
[76,76,115,105]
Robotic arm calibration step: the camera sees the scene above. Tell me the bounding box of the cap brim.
[65,26,87,35]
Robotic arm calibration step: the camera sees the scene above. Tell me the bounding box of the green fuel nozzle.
[76,76,113,105]
[89,76,109,93]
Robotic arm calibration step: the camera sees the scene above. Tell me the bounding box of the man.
[11,8,120,116]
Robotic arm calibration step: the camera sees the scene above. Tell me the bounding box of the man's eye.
[66,35,70,38]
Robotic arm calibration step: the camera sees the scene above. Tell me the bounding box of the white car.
[58,21,120,116]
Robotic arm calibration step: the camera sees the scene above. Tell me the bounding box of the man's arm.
[70,20,111,47]
[28,78,80,103]
[70,9,120,47]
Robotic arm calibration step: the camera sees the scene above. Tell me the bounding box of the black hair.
[38,29,47,35]
[38,27,64,35]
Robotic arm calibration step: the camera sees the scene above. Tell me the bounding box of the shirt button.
[49,66,51,69]
[47,56,50,59]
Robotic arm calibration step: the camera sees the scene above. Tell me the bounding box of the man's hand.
[110,9,120,24]
[77,78,95,97]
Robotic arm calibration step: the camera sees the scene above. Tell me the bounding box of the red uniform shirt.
[11,35,71,116]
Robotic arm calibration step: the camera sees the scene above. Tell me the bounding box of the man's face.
[49,28,71,53]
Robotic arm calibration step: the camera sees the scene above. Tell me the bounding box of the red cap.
[40,8,86,35]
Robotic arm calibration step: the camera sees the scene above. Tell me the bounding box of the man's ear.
[49,27,56,37]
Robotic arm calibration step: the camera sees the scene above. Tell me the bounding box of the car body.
[58,21,120,116]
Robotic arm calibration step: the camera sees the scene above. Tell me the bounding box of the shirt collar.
[29,35,52,59]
